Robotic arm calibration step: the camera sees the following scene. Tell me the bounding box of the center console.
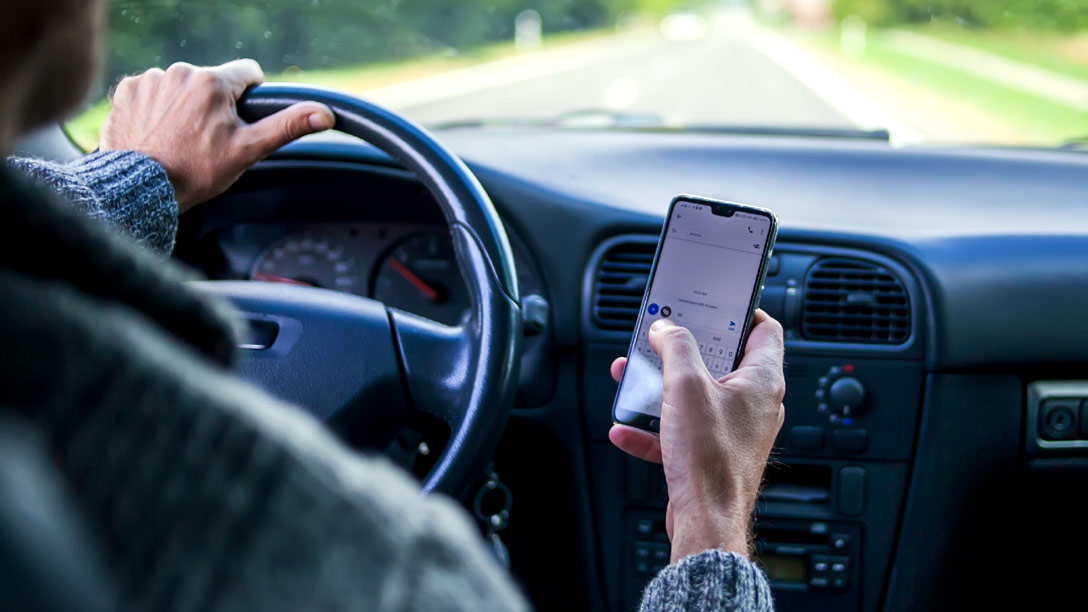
[582,239,926,611]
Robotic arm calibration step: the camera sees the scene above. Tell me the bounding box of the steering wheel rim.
[197,83,521,496]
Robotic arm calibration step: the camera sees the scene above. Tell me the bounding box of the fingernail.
[650,319,675,332]
[309,111,334,131]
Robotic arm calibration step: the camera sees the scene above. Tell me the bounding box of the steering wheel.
[193,83,522,497]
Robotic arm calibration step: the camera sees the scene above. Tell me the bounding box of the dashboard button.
[789,426,825,451]
[831,533,851,550]
[1039,399,1078,440]
[839,467,866,516]
[1081,400,1088,439]
[832,428,868,453]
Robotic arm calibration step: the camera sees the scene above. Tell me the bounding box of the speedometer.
[250,232,361,294]
[371,231,469,326]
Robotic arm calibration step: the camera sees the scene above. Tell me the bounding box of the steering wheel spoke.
[388,309,472,426]
[193,282,413,445]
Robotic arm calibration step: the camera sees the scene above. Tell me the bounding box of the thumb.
[648,319,707,383]
[241,101,335,159]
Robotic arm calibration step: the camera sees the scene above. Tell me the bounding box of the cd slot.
[760,464,831,516]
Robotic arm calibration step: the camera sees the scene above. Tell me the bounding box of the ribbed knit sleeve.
[8,151,178,254]
[639,550,775,612]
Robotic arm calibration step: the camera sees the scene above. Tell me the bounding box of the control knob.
[828,377,866,418]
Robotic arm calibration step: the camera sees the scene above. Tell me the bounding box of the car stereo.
[625,512,862,612]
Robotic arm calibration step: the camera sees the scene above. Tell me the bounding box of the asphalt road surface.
[390,12,857,131]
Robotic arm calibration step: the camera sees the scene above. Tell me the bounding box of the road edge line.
[747,24,924,146]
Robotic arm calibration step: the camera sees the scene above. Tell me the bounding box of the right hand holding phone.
[609,310,786,563]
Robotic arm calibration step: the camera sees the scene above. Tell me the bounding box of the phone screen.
[613,199,774,423]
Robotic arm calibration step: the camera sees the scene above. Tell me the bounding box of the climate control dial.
[829,377,866,417]
[816,366,868,423]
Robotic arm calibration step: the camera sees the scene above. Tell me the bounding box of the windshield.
[68,0,1088,148]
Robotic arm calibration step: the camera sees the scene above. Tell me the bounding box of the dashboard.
[176,128,1088,611]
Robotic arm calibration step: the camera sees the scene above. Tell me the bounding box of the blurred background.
[70,0,1088,148]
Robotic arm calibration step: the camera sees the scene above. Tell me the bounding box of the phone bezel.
[611,194,779,433]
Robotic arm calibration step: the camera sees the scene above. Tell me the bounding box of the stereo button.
[789,426,825,451]
[832,428,868,453]
[831,533,851,550]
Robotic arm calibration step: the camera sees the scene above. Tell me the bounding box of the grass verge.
[791,26,1087,145]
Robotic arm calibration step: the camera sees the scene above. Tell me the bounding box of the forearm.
[7,150,178,253]
[639,550,775,612]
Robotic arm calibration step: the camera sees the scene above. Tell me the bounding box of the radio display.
[757,552,807,585]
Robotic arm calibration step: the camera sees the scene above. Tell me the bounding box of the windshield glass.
[68,0,1088,148]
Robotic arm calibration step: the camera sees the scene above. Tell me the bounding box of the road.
[367,11,864,131]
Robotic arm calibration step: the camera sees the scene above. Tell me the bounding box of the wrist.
[669,502,753,563]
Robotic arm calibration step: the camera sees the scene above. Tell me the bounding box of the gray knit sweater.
[3,151,774,612]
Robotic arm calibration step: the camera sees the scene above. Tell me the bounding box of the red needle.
[253,272,314,286]
[389,258,439,302]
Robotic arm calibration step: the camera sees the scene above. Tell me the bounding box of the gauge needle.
[389,258,439,302]
[253,272,314,286]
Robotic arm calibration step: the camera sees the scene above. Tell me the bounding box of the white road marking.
[747,24,923,145]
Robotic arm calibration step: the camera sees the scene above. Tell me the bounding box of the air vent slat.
[591,240,656,331]
[802,258,910,344]
[595,294,644,304]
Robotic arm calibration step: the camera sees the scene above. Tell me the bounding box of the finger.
[610,357,627,383]
[240,102,336,161]
[212,59,265,98]
[736,310,784,372]
[648,319,707,384]
[609,424,663,464]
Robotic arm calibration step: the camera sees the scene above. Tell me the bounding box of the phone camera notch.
[711,204,736,218]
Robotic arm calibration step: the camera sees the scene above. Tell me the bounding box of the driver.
[0,2,784,611]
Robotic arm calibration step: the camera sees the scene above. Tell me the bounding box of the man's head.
[0,0,104,151]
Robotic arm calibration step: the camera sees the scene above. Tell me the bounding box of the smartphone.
[611,195,778,433]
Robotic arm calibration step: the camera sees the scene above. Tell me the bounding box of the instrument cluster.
[210,222,538,326]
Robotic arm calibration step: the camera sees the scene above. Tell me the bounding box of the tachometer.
[251,232,361,294]
[371,231,468,326]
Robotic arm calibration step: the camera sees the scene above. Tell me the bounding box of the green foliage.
[829,0,1088,30]
[830,0,904,24]
[101,0,687,95]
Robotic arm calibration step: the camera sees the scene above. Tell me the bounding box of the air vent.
[592,240,656,331]
[803,258,910,344]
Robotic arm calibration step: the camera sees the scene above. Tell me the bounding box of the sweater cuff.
[66,151,179,253]
[638,550,775,612]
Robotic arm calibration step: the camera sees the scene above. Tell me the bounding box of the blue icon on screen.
[648,303,659,315]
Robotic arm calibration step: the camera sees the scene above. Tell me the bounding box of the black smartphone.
[611,195,778,433]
